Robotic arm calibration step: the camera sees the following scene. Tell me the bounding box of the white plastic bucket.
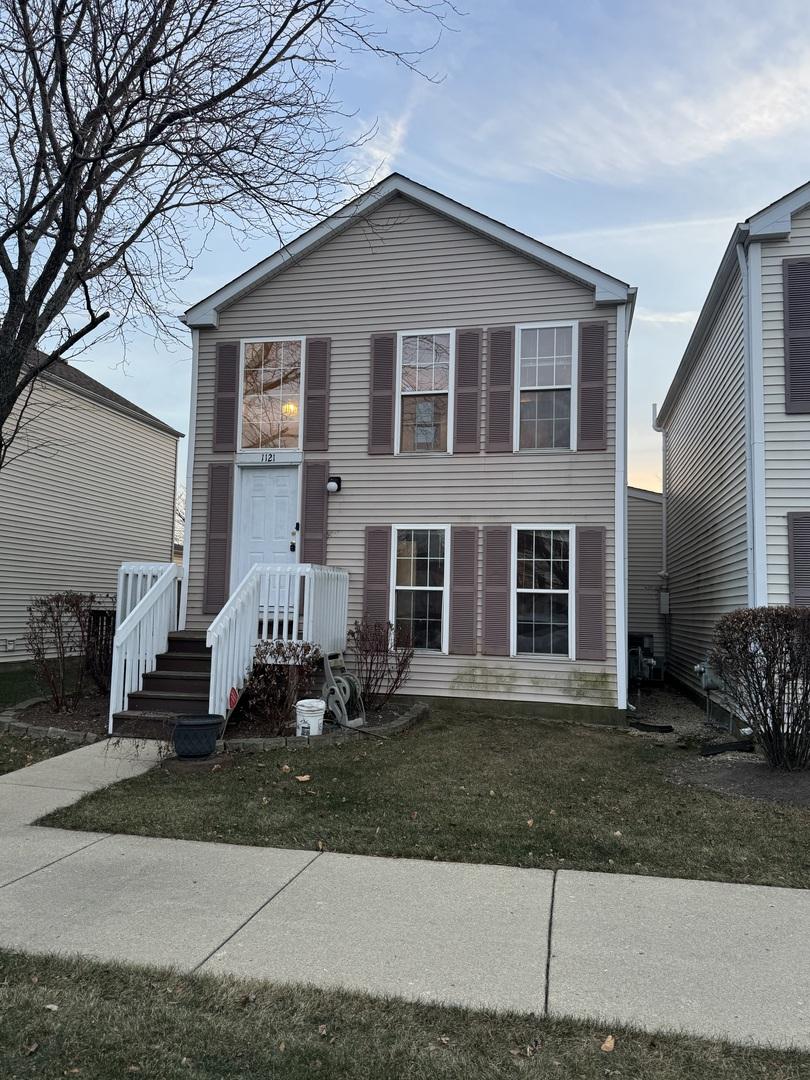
[296,698,326,737]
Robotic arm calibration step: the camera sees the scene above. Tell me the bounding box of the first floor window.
[515,528,571,655]
[517,325,574,450]
[393,527,447,650]
[399,332,452,452]
[242,339,302,449]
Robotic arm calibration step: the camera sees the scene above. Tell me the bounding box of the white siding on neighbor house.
[0,379,177,661]
[187,196,622,709]
[759,204,810,603]
[627,489,665,656]
[664,270,748,692]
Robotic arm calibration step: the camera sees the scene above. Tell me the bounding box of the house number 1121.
[260,452,276,462]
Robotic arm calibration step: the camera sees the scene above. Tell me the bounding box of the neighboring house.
[627,487,665,663]
[656,181,810,697]
[0,360,180,661]
[167,173,636,721]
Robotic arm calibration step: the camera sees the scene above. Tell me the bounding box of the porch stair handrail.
[206,563,350,719]
[108,562,183,733]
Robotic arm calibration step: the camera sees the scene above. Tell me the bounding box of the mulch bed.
[20,692,109,736]
[223,698,412,739]
[669,753,810,808]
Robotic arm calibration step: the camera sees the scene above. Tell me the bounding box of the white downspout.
[179,327,199,629]
[615,302,629,711]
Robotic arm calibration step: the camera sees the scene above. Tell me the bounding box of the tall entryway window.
[234,466,299,586]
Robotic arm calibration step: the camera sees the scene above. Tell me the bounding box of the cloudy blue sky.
[72,0,810,490]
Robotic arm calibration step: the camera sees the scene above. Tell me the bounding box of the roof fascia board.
[42,368,183,439]
[747,181,810,240]
[627,486,663,503]
[183,174,630,328]
[657,223,748,427]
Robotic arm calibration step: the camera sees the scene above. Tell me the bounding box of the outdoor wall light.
[326,475,342,493]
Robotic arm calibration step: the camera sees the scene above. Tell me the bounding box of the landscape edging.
[0,697,102,745]
[221,700,428,753]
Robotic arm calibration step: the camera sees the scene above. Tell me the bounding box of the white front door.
[235,466,299,585]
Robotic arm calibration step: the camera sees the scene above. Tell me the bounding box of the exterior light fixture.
[326,475,342,493]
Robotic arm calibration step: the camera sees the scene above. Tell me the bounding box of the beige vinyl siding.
[627,489,665,656]
[664,270,748,692]
[187,196,619,708]
[0,378,177,661]
[759,206,810,602]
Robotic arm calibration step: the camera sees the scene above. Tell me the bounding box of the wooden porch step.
[141,669,211,696]
[166,630,210,656]
[110,711,178,740]
[154,651,211,673]
[127,689,211,714]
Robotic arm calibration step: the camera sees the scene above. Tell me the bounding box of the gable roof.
[183,173,634,328]
[41,359,182,438]
[657,179,810,427]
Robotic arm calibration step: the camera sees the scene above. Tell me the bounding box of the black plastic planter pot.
[172,715,222,759]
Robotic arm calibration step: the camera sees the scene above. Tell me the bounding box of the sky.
[68,0,810,491]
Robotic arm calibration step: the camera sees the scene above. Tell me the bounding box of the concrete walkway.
[1,743,809,1050]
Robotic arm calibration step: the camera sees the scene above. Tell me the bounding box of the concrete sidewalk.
[1,742,809,1050]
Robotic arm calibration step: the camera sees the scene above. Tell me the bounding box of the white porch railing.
[207,563,349,718]
[109,562,183,732]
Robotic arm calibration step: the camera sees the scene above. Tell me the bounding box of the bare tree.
[0,0,456,468]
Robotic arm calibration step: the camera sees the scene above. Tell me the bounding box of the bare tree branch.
[0,0,459,467]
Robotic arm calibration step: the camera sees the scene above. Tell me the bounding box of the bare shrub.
[241,640,322,735]
[711,606,810,770]
[25,592,94,711]
[346,618,414,712]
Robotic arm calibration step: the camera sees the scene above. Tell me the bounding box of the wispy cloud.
[636,308,699,326]
[355,105,414,184]
[546,215,738,245]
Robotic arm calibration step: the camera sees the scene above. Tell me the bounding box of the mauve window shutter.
[783,260,810,414]
[449,526,479,655]
[788,512,810,606]
[576,526,606,661]
[485,327,514,453]
[369,333,396,454]
[300,461,328,565]
[454,329,483,453]
[213,341,240,452]
[363,526,391,624]
[482,525,510,655]
[577,321,608,451]
[303,337,331,451]
[203,463,234,614]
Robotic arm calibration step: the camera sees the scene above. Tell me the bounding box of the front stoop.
[111,630,217,739]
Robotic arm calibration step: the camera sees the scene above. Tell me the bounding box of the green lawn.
[0,733,71,777]
[43,707,810,888]
[0,950,806,1080]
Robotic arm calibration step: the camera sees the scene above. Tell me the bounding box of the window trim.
[237,335,306,454]
[509,523,576,660]
[513,321,578,452]
[394,328,456,455]
[389,523,451,654]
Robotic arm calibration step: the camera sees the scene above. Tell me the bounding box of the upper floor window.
[241,339,302,450]
[515,324,576,451]
[396,330,455,453]
[391,525,449,651]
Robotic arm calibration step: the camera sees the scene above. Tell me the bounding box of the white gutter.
[615,302,629,711]
[651,403,668,579]
[179,328,199,628]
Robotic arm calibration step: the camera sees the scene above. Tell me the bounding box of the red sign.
[228,687,239,710]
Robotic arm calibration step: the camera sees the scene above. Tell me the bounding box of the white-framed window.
[510,524,575,659]
[395,329,455,454]
[514,322,577,451]
[239,337,305,450]
[390,524,450,652]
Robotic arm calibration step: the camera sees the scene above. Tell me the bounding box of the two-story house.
[656,181,810,698]
[108,174,636,732]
